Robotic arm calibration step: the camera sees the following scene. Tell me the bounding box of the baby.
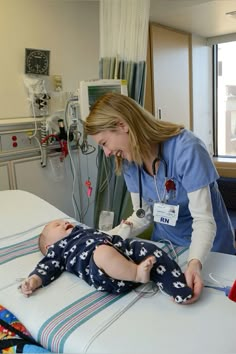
[20,219,193,303]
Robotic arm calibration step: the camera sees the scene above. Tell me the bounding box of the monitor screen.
[79,79,128,121]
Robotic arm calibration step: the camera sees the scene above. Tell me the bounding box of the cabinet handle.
[158,109,162,119]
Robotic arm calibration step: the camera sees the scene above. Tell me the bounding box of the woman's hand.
[184,259,204,304]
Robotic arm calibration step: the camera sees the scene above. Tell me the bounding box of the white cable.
[209,273,223,286]
[103,153,111,210]
[40,120,47,167]
[207,272,233,288]
[158,239,178,263]
[32,135,43,157]
[67,127,81,221]
[80,155,91,220]
[97,153,110,194]
[64,95,95,223]
[29,99,38,139]
[64,95,83,221]
[153,174,162,202]
[66,129,91,222]
[158,287,172,299]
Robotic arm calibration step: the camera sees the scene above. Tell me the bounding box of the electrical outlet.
[52,75,63,91]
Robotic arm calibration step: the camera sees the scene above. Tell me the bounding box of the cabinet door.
[0,162,11,190]
[149,23,192,129]
[12,155,78,218]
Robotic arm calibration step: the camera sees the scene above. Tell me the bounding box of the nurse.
[84,92,235,304]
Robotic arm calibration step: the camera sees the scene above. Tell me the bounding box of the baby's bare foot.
[136,256,156,283]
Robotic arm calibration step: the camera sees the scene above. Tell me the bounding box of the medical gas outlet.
[0,132,38,152]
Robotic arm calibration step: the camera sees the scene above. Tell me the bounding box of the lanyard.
[137,145,168,216]
[152,145,168,203]
[153,174,166,203]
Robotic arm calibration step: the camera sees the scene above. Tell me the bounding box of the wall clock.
[25,48,50,75]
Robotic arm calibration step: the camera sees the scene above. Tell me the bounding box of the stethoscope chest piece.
[136,208,145,218]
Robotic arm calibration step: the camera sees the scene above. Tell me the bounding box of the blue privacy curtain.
[94,0,150,228]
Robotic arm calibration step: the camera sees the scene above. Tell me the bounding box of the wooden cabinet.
[145,23,192,129]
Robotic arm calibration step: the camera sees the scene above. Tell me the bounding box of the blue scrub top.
[123,129,235,255]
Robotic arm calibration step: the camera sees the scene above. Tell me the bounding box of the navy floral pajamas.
[30,225,192,303]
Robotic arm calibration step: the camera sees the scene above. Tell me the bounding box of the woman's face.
[92,122,132,161]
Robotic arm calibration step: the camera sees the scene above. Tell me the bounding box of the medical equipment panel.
[0,118,78,218]
[79,79,128,121]
[0,118,42,159]
[0,115,96,226]
[0,131,39,152]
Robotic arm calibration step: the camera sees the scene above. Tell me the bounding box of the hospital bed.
[0,189,236,353]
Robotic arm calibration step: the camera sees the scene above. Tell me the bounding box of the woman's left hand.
[183,259,204,304]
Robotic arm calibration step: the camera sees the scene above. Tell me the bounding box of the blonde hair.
[84,93,184,173]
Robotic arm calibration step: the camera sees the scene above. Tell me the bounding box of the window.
[214,42,236,157]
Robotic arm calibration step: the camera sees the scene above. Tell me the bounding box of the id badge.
[153,202,179,226]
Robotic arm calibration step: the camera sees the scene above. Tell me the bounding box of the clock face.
[25,48,50,75]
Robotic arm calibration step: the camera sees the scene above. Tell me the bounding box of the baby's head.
[39,219,75,255]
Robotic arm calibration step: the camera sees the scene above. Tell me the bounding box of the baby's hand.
[20,275,42,297]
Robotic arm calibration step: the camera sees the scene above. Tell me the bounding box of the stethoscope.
[136,144,168,218]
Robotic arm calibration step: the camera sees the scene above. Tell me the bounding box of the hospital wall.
[0,0,100,227]
[0,0,99,119]
[0,0,213,150]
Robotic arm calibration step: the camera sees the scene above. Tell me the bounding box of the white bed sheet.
[0,190,150,353]
[0,190,236,354]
